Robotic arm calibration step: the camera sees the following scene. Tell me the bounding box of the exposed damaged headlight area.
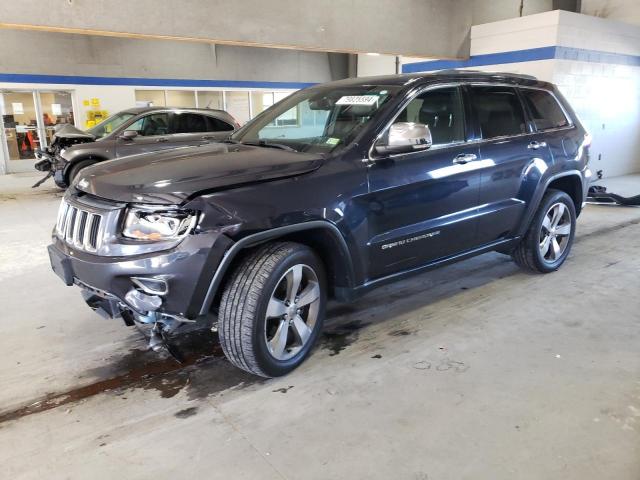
[122,208,197,241]
[53,193,201,256]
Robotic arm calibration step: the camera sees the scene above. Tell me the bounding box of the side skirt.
[333,237,520,302]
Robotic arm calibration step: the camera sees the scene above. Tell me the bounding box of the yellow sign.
[90,98,100,107]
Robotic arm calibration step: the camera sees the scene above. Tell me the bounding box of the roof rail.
[434,69,538,81]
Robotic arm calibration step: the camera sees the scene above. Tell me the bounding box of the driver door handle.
[156,137,168,143]
[453,153,478,164]
[528,140,547,150]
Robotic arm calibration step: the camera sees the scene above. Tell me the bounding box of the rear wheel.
[512,189,576,273]
[218,242,326,377]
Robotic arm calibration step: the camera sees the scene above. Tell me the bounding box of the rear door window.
[173,113,209,134]
[470,86,527,139]
[206,116,235,132]
[520,88,570,131]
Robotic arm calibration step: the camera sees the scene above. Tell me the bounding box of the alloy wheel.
[539,202,572,263]
[264,264,321,361]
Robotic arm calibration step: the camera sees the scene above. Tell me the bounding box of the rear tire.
[512,189,576,273]
[218,242,326,377]
[66,160,96,186]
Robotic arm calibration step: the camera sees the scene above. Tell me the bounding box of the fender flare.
[62,155,107,182]
[516,169,583,237]
[198,220,355,316]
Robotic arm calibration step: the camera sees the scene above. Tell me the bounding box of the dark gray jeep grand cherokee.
[48,71,591,377]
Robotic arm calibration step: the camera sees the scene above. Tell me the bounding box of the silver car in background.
[34,107,239,188]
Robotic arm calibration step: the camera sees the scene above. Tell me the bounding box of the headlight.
[122,208,197,241]
[59,148,66,157]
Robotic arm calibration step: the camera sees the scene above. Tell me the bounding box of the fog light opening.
[131,276,169,296]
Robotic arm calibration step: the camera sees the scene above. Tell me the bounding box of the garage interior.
[0,1,639,478]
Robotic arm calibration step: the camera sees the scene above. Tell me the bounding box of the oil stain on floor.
[0,330,261,424]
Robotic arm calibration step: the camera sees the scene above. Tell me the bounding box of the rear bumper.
[48,230,233,320]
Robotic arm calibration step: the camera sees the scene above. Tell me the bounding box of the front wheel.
[218,242,326,377]
[512,189,576,273]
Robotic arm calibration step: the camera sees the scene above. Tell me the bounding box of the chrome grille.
[55,198,105,252]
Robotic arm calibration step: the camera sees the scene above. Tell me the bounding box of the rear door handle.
[156,137,169,143]
[453,153,478,164]
[201,135,215,140]
[527,141,547,150]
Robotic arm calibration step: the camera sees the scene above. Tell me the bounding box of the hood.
[75,142,324,204]
[53,124,95,141]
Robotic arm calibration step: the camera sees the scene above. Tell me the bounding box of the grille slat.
[56,199,105,253]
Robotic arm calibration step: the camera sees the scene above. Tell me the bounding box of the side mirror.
[119,130,138,140]
[374,122,432,156]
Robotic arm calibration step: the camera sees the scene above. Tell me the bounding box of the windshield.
[232,85,399,153]
[88,112,136,139]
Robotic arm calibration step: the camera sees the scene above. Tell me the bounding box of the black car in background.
[48,71,591,377]
[35,107,239,188]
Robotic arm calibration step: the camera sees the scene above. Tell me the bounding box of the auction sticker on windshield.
[336,95,379,106]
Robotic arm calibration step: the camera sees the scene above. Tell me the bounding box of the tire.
[512,189,576,273]
[66,160,96,186]
[218,242,327,377]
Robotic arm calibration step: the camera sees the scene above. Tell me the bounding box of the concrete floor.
[1,172,639,480]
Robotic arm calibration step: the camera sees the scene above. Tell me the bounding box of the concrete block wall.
[402,11,640,178]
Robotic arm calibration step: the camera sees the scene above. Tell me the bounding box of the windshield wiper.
[242,140,297,152]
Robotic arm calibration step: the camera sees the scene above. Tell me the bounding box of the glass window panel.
[396,87,465,146]
[166,90,196,108]
[225,91,250,125]
[173,113,208,133]
[197,91,223,110]
[125,113,171,136]
[39,91,74,146]
[520,89,569,131]
[235,86,398,154]
[471,86,527,139]
[250,91,274,117]
[135,90,166,107]
[1,91,42,160]
[88,111,136,139]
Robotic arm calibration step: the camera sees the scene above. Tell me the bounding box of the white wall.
[472,0,554,25]
[581,0,640,26]
[356,55,398,77]
[402,11,640,177]
[552,11,640,176]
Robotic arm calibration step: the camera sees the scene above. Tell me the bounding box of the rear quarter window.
[520,89,570,131]
[470,86,527,139]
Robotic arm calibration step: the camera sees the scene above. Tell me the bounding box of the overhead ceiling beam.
[0,0,472,59]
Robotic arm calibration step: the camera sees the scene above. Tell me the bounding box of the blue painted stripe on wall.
[0,73,316,89]
[402,46,640,73]
[402,47,557,73]
[555,46,640,66]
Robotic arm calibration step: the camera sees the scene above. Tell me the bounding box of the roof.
[314,70,550,90]
[120,106,229,115]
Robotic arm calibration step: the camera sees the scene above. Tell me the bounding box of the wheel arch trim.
[516,169,583,237]
[198,220,355,316]
[62,155,107,182]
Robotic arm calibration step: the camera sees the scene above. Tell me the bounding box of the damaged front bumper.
[33,149,68,188]
[47,230,233,325]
